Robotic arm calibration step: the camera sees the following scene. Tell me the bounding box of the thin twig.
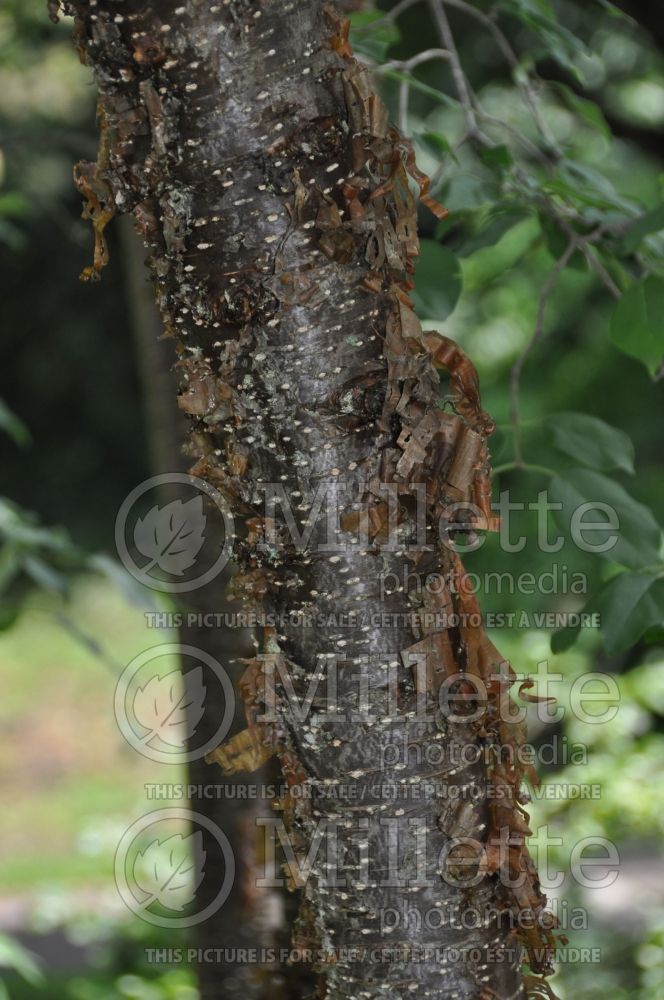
[378,0,625,452]
[398,77,410,132]
[444,0,559,151]
[384,0,422,21]
[553,214,622,300]
[580,245,621,299]
[429,130,472,188]
[380,47,452,73]
[379,48,452,130]
[426,0,488,142]
[354,0,422,29]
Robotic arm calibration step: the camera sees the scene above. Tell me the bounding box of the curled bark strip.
[60,2,559,997]
[74,102,116,280]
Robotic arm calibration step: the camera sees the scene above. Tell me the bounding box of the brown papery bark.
[53,2,558,998]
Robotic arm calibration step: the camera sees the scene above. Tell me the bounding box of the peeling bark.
[53,2,558,998]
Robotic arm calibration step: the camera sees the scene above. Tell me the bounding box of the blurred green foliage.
[0,1,663,999]
[0,0,148,552]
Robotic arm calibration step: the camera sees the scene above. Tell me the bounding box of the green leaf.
[594,572,664,653]
[22,554,68,593]
[538,214,586,270]
[562,162,630,204]
[551,570,664,655]
[0,499,71,551]
[621,205,664,254]
[462,217,539,289]
[549,468,662,570]
[349,11,400,61]
[545,412,635,474]
[554,83,611,140]
[551,622,581,654]
[595,0,635,22]
[642,625,664,646]
[479,144,513,171]
[417,131,454,160]
[497,0,587,79]
[411,240,462,320]
[610,275,664,376]
[546,161,638,214]
[456,206,530,258]
[0,932,43,986]
[0,192,29,217]
[441,172,500,212]
[385,70,459,110]
[0,398,31,448]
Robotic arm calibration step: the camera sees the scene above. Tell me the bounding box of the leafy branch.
[355,0,664,382]
[351,0,664,656]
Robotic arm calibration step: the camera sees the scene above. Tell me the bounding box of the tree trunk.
[120,163,292,1000]
[54,2,556,997]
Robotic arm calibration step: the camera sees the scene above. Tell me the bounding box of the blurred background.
[1,1,663,998]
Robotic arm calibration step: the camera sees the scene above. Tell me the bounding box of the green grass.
[0,577,183,894]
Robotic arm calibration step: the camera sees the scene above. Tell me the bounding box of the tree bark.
[54,2,556,998]
[121,167,293,1000]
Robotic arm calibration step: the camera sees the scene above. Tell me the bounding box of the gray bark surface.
[54,2,558,997]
